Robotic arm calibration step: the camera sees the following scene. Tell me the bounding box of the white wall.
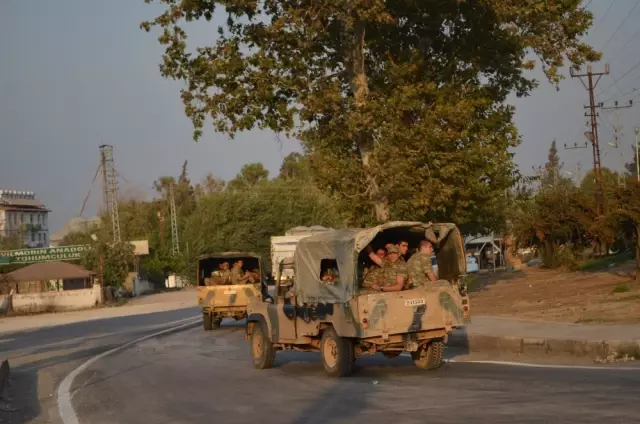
[0,284,104,314]
[133,279,155,297]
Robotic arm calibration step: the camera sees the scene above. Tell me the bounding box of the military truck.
[244,221,471,377]
[197,252,267,330]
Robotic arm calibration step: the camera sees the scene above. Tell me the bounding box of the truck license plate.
[405,298,425,306]
[224,290,237,295]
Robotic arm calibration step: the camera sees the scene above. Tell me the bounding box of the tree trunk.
[351,17,390,223]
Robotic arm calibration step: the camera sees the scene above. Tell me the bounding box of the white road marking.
[402,354,640,370]
[57,316,200,424]
[453,359,640,371]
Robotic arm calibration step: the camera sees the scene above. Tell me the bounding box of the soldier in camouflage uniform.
[366,245,407,292]
[397,240,409,262]
[209,261,231,285]
[361,248,386,290]
[230,259,254,284]
[406,240,438,289]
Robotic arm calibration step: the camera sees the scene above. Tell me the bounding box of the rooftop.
[0,189,47,210]
[5,261,95,282]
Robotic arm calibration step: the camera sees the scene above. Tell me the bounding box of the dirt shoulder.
[469,263,640,324]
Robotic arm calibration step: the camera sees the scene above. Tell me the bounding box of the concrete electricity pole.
[570,64,610,213]
[169,183,180,255]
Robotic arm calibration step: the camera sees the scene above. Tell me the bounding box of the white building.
[0,189,51,248]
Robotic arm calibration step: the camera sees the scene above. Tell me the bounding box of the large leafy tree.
[142,0,597,228]
[227,162,270,190]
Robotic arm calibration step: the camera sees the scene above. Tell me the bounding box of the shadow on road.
[288,379,370,424]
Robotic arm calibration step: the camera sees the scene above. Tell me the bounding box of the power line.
[599,1,640,52]
[599,57,640,99]
[595,1,615,28]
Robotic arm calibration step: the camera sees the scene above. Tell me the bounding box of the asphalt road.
[0,306,200,424]
[71,321,640,424]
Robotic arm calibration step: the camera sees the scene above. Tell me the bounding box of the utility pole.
[601,100,634,188]
[570,64,609,213]
[169,183,180,255]
[99,144,121,243]
[563,142,587,186]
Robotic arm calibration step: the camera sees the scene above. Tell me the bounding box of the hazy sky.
[2,0,640,234]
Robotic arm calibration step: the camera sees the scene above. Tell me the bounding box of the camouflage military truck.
[244,221,471,377]
[197,252,267,330]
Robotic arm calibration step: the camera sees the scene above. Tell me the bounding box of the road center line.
[57,316,200,424]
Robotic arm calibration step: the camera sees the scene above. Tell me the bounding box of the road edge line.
[57,317,200,424]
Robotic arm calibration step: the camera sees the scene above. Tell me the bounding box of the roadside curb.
[0,358,9,397]
[448,332,640,360]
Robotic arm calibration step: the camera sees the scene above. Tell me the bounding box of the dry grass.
[470,264,640,324]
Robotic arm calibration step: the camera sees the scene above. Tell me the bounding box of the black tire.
[250,321,276,369]
[203,312,213,331]
[320,327,354,377]
[212,317,223,329]
[411,340,445,370]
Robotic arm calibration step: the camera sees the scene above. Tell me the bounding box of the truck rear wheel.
[412,340,444,370]
[320,327,354,377]
[212,317,222,329]
[203,313,213,331]
[250,321,276,369]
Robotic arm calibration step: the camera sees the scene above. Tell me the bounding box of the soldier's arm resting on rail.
[427,271,438,281]
[373,276,404,292]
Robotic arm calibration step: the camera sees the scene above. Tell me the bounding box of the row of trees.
[509,141,640,278]
[57,158,348,286]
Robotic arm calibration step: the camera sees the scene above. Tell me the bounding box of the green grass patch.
[612,283,632,294]
[578,251,634,272]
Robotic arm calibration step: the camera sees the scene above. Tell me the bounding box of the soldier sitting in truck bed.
[363,244,406,292]
[230,259,259,285]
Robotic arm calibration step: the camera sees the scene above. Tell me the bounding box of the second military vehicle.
[197,252,267,330]
[244,221,471,377]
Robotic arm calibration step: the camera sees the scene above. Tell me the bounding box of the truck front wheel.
[320,327,354,377]
[250,321,276,369]
[412,340,444,370]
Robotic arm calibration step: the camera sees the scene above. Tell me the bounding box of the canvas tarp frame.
[293,221,466,304]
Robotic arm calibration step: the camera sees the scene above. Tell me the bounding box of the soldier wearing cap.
[365,244,407,292]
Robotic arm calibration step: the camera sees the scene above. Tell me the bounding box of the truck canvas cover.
[293,221,466,305]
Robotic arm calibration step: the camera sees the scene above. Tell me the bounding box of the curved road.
[69,322,640,424]
[0,306,200,423]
